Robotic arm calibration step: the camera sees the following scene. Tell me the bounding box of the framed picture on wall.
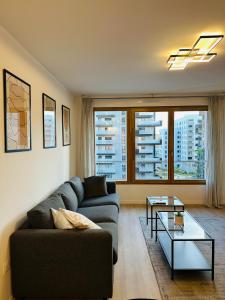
[42,93,56,148]
[3,69,32,152]
[62,105,71,146]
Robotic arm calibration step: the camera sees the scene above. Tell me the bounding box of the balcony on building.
[96,159,113,163]
[136,120,162,127]
[96,171,116,176]
[96,140,113,145]
[136,129,153,136]
[135,149,158,154]
[95,113,115,118]
[137,139,162,145]
[96,150,115,155]
[96,169,116,174]
[95,121,113,127]
[136,157,162,163]
[136,154,154,161]
[96,154,114,159]
[136,168,154,174]
[96,131,115,136]
[135,113,155,118]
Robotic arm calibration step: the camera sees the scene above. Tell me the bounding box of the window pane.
[135,112,168,180]
[95,111,127,181]
[174,111,207,180]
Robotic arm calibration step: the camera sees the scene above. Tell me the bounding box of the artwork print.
[43,93,56,148]
[3,69,31,152]
[62,105,71,146]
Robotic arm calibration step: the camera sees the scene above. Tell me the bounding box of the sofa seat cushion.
[77,205,118,224]
[66,177,84,203]
[53,183,78,211]
[97,222,118,264]
[79,193,120,211]
[27,194,65,229]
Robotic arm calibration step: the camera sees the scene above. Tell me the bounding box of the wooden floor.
[111,204,225,300]
[111,205,162,300]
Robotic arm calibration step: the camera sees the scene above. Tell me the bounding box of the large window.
[94,107,207,184]
[94,111,127,181]
[135,112,168,180]
[174,111,207,180]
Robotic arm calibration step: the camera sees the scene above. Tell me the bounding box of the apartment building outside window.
[174,111,207,180]
[135,111,168,180]
[94,107,207,183]
[95,111,127,181]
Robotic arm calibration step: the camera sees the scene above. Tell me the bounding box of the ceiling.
[0,0,225,96]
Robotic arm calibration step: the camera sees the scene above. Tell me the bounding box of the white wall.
[0,26,78,299]
[118,184,206,205]
[93,97,208,205]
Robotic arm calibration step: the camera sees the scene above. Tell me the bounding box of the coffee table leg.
[171,240,174,280]
[151,205,153,238]
[212,239,215,281]
[146,198,148,225]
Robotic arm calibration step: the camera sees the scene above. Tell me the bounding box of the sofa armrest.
[10,228,113,299]
[107,181,116,194]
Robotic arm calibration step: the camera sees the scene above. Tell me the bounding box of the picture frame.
[42,93,56,148]
[62,105,71,146]
[3,69,32,152]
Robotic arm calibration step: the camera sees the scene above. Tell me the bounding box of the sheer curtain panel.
[206,96,225,207]
[79,97,95,178]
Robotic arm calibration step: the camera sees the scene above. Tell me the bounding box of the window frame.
[93,106,207,185]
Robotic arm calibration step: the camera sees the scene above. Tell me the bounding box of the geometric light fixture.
[168,34,224,70]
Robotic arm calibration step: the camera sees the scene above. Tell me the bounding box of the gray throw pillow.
[84,176,108,198]
[27,194,65,229]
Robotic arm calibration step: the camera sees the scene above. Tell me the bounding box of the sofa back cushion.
[66,176,84,203]
[27,194,65,229]
[53,183,78,211]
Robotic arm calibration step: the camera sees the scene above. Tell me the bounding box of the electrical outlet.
[2,260,10,275]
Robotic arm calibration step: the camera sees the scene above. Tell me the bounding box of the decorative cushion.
[66,177,85,203]
[27,194,65,229]
[53,183,78,211]
[59,208,101,229]
[51,208,74,229]
[84,176,108,198]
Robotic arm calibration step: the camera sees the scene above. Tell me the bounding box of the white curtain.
[206,95,225,207]
[78,97,95,179]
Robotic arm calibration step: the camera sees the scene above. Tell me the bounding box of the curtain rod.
[87,93,225,100]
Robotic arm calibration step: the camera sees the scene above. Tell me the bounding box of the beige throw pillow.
[51,208,74,229]
[59,208,101,230]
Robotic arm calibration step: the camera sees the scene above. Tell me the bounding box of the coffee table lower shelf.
[158,232,213,279]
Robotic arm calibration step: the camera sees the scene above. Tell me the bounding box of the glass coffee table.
[155,211,215,280]
[146,196,184,238]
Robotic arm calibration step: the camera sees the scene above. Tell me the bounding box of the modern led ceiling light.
[168,34,223,70]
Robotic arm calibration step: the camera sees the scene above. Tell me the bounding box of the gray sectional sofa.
[10,176,119,300]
